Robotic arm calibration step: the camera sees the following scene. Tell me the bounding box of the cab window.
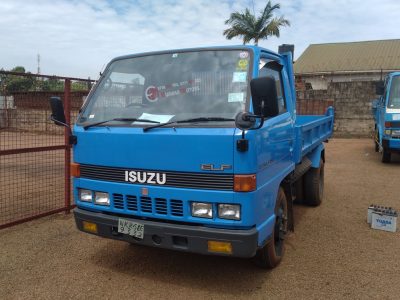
[259,59,286,114]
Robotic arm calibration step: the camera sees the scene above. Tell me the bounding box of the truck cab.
[50,46,333,268]
[373,72,400,162]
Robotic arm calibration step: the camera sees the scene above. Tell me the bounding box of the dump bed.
[293,107,334,164]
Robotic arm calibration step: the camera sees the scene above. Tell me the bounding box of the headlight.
[391,130,400,137]
[218,204,241,220]
[385,129,391,135]
[79,189,92,202]
[191,202,212,218]
[94,192,110,206]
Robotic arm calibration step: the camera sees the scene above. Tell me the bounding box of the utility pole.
[37,54,41,74]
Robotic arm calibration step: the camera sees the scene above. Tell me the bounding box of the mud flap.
[282,177,294,232]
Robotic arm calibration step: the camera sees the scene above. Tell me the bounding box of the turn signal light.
[208,241,232,254]
[82,221,97,234]
[234,174,256,192]
[71,163,80,177]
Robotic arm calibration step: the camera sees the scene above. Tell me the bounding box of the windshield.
[78,49,251,127]
[388,76,400,109]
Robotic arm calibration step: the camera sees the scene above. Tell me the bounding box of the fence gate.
[0,71,93,229]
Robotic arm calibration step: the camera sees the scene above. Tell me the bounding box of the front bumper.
[382,138,400,152]
[74,208,259,258]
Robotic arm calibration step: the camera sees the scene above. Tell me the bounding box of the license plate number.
[118,218,144,239]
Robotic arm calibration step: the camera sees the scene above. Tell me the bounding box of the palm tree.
[223,1,290,45]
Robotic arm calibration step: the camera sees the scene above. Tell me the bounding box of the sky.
[0,0,399,79]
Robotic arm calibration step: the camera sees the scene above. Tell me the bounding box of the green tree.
[3,66,36,93]
[41,79,58,91]
[223,1,290,45]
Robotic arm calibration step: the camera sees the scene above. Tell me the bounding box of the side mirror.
[50,96,66,126]
[250,76,279,118]
[372,99,379,109]
[375,81,384,95]
[235,112,256,130]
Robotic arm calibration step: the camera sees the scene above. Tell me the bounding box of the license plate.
[118,218,144,239]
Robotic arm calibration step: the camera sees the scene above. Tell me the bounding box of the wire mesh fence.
[0,71,94,228]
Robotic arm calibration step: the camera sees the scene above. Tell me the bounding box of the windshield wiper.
[83,118,160,130]
[143,117,235,132]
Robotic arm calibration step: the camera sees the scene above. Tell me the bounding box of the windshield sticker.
[228,92,244,103]
[134,113,174,124]
[172,53,178,58]
[145,86,159,102]
[239,51,249,59]
[237,59,248,71]
[145,78,201,102]
[89,114,95,119]
[232,72,247,83]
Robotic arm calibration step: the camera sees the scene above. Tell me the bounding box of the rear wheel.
[294,178,304,204]
[253,187,288,269]
[303,159,324,206]
[381,148,391,163]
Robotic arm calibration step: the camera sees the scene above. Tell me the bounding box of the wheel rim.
[274,199,287,257]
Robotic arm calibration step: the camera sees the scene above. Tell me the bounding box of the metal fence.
[0,71,94,229]
[0,69,337,229]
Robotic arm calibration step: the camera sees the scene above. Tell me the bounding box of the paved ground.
[0,138,399,299]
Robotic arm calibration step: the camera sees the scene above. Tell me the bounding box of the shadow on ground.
[87,201,314,295]
[90,241,270,295]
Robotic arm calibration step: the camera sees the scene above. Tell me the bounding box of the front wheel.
[253,187,288,269]
[381,148,391,163]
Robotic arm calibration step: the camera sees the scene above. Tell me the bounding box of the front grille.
[113,194,124,209]
[170,199,184,216]
[111,194,184,218]
[126,195,138,211]
[140,197,152,213]
[155,198,167,215]
[80,164,234,191]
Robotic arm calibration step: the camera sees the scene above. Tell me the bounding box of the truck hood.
[73,126,236,173]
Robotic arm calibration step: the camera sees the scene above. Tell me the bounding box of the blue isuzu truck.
[50,45,333,268]
[373,72,400,163]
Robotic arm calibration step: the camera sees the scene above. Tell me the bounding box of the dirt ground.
[1,138,399,300]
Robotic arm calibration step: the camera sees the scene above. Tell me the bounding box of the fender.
[307,143,325,168]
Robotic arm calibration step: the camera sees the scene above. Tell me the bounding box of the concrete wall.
[1,108,79,133]
[297,80,377,137]
[298,72,385,90]
[2,82,377,137]
[0,91,86,132]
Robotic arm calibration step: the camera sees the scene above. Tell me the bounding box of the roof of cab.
[111,45,279,62]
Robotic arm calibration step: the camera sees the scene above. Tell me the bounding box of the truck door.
[256,57,295,176]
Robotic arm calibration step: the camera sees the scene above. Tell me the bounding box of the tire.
[294,177,304,204]
[303,159,324,206]
[381,148,391,163]
[253,187,288,269]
